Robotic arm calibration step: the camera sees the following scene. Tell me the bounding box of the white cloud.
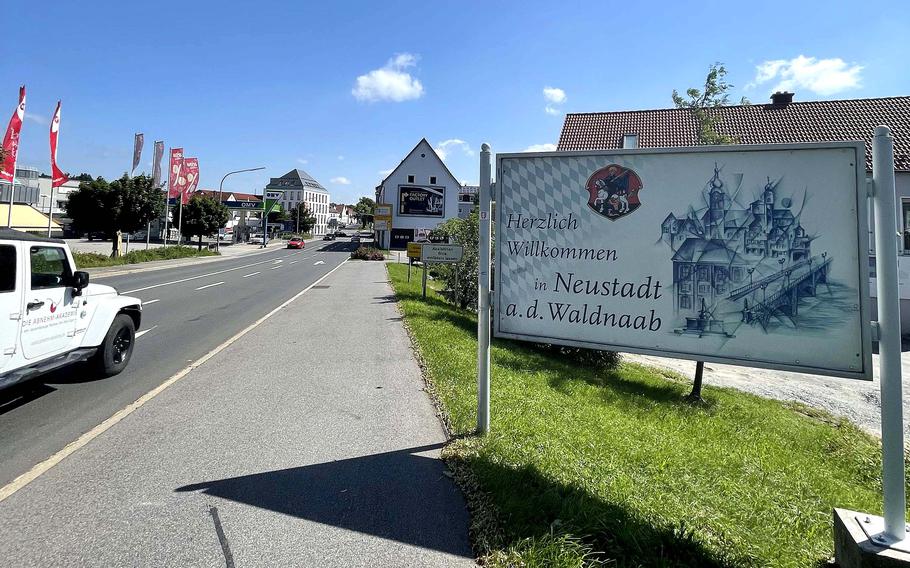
[296,158,308,165]
[352,53,425,102]
[330,176,351,185]
[747,55,863,96]
[24,112,48,125]
[542,86,567,115]
[543,87,566,104]
[434,139,474,161]
[524,143,557,152]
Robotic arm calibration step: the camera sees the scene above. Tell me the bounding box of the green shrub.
[533,344,621,372]
[350,246,385,261]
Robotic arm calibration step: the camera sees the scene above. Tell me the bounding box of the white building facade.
[265,169,331,236]
[374,139,463,249]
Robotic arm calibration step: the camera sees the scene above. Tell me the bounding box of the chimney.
[769,91,794,107]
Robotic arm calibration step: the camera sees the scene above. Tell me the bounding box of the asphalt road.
[0,238,357,487]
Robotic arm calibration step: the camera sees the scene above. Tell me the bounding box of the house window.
[430,176,437,185]
[622,134,639,149]
[407,175,415,184]
[680,295,691,309]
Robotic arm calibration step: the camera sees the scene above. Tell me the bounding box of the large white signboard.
[495,143,871,379]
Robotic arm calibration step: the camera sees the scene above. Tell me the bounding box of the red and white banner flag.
[181,157,199,204]
[167,147,184,201]
[132,133,144,174]
[49,101,69,188]
[151,141,164,187]
[1,85,26,183]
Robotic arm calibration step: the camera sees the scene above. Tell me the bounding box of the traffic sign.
[406,242,423,259]
[421,243,464,263]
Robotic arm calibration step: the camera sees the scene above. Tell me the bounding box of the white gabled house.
[374,138,463,249]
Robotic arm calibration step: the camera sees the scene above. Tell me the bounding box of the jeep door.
[20,245,79,360]
[0,243,22,373]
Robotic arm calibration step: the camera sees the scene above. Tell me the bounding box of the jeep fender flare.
[79,295,143,348]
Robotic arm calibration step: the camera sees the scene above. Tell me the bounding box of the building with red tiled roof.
[195,189,262,202]
[557,92,910,172]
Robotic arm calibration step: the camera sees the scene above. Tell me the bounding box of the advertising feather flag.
[1,85,26,183]
[49,101,68,188]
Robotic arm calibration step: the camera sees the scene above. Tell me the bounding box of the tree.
[433,212,480,310]
[178,194,230,250]
[672,62,749,402]
[288,202,316,234]
[65,174,164,257]
[672,62,748,146]
[353,196,376,228]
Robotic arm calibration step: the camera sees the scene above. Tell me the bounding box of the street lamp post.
[217,166,265,251]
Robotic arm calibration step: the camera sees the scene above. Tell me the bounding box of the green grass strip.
[387,262,900,567]
[74,246,218,268]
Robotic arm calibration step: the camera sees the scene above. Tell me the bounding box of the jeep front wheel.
[93,314,135,377]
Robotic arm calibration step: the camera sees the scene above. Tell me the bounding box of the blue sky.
[3,0,908,205]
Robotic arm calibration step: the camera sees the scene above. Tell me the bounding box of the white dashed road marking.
[142,299,160,305]
[195,281,225,291]
[242,272,260,278]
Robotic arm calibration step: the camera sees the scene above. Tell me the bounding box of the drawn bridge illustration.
[661,163,844,337]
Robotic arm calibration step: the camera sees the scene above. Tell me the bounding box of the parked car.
[0,229,142,390]
[335,231,347,237]
[287,237,305,249]
[249,234,264,245]
[351,235,361,243]
[323,234,336,241]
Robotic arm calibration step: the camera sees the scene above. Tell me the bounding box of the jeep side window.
[0,245,14,292]
[30,246,71,290]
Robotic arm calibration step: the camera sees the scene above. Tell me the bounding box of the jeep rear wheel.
[93,314,135,377]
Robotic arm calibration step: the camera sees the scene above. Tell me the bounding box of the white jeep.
[0,229,142,390]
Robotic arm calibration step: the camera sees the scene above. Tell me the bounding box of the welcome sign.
[494,143,872,379]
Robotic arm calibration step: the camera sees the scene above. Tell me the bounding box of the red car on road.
[287,237,305,249]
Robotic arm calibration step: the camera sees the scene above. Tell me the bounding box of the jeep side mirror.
[72,271,90,294]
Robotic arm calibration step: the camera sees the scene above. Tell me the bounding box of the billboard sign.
[494,143,871,379]
[398,185,445,217]
[264,190,283,214]
[422,243,464,263]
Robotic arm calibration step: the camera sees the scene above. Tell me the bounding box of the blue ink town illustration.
[660,164,845,337]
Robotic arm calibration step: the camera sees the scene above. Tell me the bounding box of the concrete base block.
[834,508,910,567]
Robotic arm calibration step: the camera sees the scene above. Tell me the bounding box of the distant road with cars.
[0,234,364,487]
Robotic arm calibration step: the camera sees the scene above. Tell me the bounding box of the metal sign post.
[477,143,492,434]
[871,125,907,544]
[422,262,428,298]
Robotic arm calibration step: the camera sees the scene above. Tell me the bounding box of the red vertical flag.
[167,147,184,202]
[1,85,26,183]
[181,157,199,204]
[49,101,68,188]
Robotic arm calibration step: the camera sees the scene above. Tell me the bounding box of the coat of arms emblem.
[585,164,643,220]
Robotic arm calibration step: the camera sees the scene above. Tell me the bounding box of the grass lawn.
[74,246,218,268]
[387,263,898,567]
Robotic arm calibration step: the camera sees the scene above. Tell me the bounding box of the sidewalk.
[0,261,473,567]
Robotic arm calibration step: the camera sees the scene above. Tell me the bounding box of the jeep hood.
[82,283,119,297]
